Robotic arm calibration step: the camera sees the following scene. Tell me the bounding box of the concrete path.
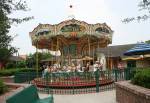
[39,90,116,103]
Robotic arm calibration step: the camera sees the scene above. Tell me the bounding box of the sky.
[10,0,150,55]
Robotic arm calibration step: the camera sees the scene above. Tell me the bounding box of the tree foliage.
[145,40,150,43]
[123,0,150,22]
[0,0,33,23]
[26,52,52,68]
[0,0,33,67]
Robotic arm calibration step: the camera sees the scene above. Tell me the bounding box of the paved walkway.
[39,90,116,103]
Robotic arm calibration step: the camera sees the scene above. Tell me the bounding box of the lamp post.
[15,48,19,69]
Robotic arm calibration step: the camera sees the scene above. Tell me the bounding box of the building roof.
[124,43,150,56]
[96,44,136,57]
[19,55,27,60]
[9,56,24,61]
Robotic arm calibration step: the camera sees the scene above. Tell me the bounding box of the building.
[97,44,150,69]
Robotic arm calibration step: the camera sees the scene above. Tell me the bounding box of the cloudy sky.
[10,0,150,55]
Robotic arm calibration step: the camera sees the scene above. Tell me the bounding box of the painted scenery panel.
[61,24,86,32]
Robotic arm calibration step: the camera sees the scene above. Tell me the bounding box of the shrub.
[6,61,26,69]
[16,61,26,68]
[131,69,150,89]
[20,68,43,72]
[0,69,21,76]
[0,79,7,95]
[0,68,42,77]
[5,62,16,69]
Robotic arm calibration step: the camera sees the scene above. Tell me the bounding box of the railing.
[14,68,135,94]
[14,71,42,83]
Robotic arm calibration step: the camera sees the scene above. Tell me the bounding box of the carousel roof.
[29,19,113,50]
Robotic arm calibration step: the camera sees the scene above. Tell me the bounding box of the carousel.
[29,19,113,67]
[29,19,114,91]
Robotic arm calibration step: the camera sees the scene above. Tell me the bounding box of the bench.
[6,85,54,103]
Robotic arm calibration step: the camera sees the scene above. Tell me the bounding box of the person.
[53,65,57,72]
[71,63,76,72]
[54,62,60,69]
[66,65,71,72]
[93,61,99,72]
[62,65,67,72]
[118,62,124,70]
[76,63,82,72]
[42,65,49,78]
[118,62,125,78]
[84,62,90,72]
[98,62,103,71]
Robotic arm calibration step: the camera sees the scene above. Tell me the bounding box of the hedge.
[131,69,150,89]
[0,79,7,95]
[0,68,43,77]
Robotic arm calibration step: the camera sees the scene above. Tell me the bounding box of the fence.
[14,68,135,94]
[14,71,42,83]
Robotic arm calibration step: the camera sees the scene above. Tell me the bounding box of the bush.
[5,62,16,69]
[6,61,26,69]
[0,68,42,77]
[16,61,26,68]
[0,69,22,76]
[0,79,7,95]
[131,69,150,89]
[20,68,43,72]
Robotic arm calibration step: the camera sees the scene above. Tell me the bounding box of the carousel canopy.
[29,19,113,50]
[124,43,150,56]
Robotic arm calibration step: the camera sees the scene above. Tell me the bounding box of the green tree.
[0,0,33,68]
[26,52,52,68]
[145,40,150,43]
[123,0,150,22]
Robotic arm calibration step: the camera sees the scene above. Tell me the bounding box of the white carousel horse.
[97,53,106,71]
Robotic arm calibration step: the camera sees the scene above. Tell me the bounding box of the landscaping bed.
[116,68,150,103]
[0,82,29,103]
[131,69,150,89]
[116,81,150,103]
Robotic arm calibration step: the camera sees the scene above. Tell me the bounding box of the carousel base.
[32,78,114,89]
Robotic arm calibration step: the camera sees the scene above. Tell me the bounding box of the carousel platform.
[33,77,114,89]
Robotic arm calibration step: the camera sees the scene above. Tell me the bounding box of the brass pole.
[51,41,53,65]
[93,48,94,64]
[61,45,64,67]
[88,36,91,56]
[36,41,38,78]
[56,37,59,63]
[107,40,110,70]
[97,39,99,62]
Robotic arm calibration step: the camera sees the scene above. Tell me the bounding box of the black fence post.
[28,71,30,84]
[124,68,128,80]
[46,73,50,94]
[95,70,100,93]
[114,69,118,82]
[129,68,135,80]
[73,72,75,94]
[127,68,131,80]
